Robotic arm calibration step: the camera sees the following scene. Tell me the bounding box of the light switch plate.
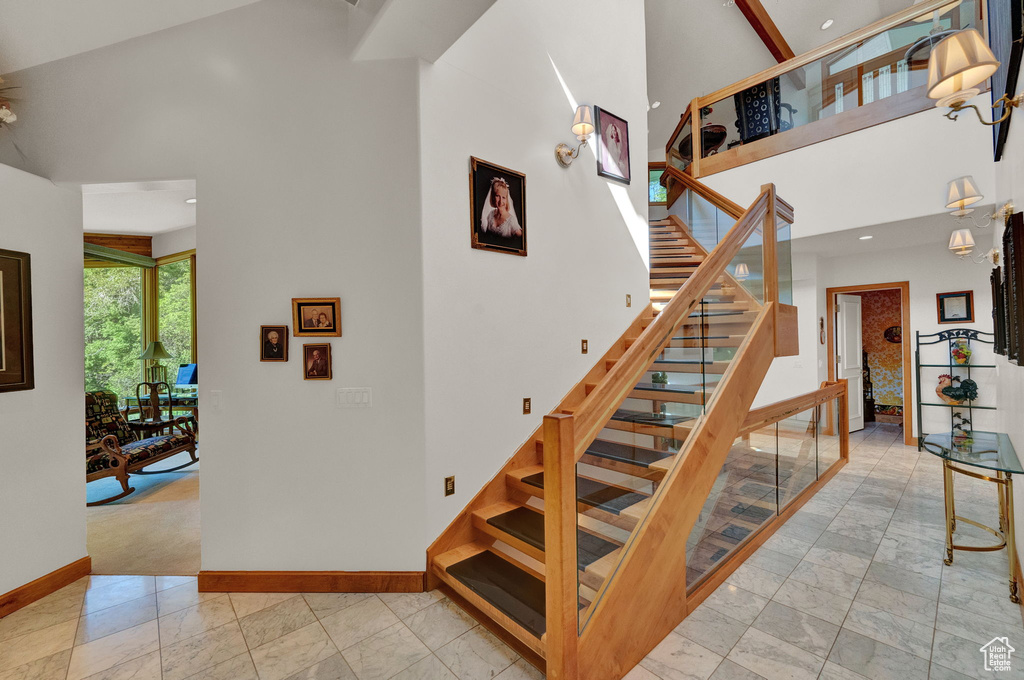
[626,294,632,307]
[209,390,223,409]
[337,387,372,408]
[581,339,588,354]
[444,476,455,497]
[523,398,531,414]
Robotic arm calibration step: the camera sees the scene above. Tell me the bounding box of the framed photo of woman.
[595,107,630,185]
[260,325,288,362]
[469,157,527,257]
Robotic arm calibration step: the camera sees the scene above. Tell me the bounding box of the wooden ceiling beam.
[734,0,805,91]
[735,0,796,63]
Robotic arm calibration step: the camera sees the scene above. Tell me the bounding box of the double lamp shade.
[946,175,983,215]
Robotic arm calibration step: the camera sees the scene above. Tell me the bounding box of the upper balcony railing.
[666,0,985,179]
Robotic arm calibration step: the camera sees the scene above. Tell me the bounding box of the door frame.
[826,281,913,446]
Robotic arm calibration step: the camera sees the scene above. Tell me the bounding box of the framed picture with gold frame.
[292,298,341,337]
[0,249,34,393]
[302,343,332,380]
[469,156,527,257]
[260,325,288,362]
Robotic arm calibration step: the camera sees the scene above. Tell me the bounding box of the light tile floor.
[2,424,1022,680]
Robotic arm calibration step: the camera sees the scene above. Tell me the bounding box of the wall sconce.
[555,105,594,168]
[734,263,750,280]
[945,175,1013,227]
[927,28,1023,125]
[948,228,999,263]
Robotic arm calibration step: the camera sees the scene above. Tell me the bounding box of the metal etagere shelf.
[916,328,996,450]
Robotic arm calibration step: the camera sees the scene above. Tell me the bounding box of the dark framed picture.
[260,325,288,362]
[303,343,332,380]
[0,249,34,393]
[595,107,630,184]
[292,298,341,337]
[469,156,527,257]
[937,290,975,324]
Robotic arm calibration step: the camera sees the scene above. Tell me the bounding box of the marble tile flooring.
[2,424,1022,679]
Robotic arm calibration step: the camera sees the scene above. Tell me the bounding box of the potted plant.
[651,371,669,387]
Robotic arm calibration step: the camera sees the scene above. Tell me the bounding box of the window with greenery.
[84,267,143,402]
[649,169,668,204]
[158,259,194,377]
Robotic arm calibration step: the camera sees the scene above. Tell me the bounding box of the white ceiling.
[0,0,263,74]
[82,180,196,235]
[645,0,915,153]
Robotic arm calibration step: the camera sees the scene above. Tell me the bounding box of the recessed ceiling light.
[821,18,834,30]
[185,198,197,204]
[859,235,873,240]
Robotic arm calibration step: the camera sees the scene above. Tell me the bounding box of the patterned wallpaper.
[856,289,903,407]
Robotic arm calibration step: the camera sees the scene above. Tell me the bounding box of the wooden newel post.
[760,183,778,307]
[543,413,579,680]
[837,378,850,461]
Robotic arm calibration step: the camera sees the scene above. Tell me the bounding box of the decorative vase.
[951,339,972,365]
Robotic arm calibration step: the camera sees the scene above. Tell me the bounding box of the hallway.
[0,424,1021,680]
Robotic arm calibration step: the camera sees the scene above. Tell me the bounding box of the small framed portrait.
[470,156,527,257]
[292,298,342,337]
[595,107,630,185]
[937,290,975,324]
[0,249,34,393]
[303,343,332,380]
[260,325,288,362]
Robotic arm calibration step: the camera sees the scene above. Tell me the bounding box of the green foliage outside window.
[158,260,193,378]
[84,267,142,404]
[649,169,667,204]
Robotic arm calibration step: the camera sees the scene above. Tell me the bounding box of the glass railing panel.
[777,218,793,306]
[777,407,818,509]
[685,427,779,586]
[667,114,693,174]
[818,399,843,475]
[724,225,764,306]
[671,188,730,253]
[696,0,978,157]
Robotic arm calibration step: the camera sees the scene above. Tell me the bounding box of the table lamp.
[140,341,172,383]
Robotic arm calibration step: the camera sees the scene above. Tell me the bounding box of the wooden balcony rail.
[667,0,983,178]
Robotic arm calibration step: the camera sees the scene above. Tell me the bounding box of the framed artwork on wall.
[595,107,630,184]
[260,325,288,362]
[936,291,975,324]
[292,298,341,337]
[1004,212,1024,363]
[469,156,526,257]
[0,249,34,393]
[303,343,332,380]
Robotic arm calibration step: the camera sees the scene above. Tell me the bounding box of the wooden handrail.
[741,381,846,435]
[663,165,743,218]
[695,0,960,109]
[543,413,578,680]
[571,187,771,460]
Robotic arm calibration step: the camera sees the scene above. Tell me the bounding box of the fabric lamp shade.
[949,228,976,254]
[572,105,594,139]
[734,263,750,280]
[927,29,1000,101]
[139,341,173,361]
[946,175,983,210]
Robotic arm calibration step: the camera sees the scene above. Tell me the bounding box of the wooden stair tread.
[445,549,546,640]
[484,506,620,570]
[651,360,730,374]
[520,471,650,517]
[633,382,712,395]
[610,408,694,427]
[586,439,673,469]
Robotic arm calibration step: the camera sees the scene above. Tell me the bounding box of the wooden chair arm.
[88,434,129,467]
[172,416,196,440]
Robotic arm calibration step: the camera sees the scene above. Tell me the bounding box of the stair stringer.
[425,303,656,589]
[576,303,778,680]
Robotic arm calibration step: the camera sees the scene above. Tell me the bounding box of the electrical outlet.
[523,398,531,414]
[626,294,632,307]
[444,476,455,497]
[581,339,588,354]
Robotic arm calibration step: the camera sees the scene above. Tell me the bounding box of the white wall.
[152,225,196,259]
[0,164,87,594]
[418,0,650,538]
[2,0,429,572]
[700,99,997,238]
[755,238,994,435]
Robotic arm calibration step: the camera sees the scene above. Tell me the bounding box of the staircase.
[426,177,822,680]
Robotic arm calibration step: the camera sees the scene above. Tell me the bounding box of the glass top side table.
[922,431,1021,602]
